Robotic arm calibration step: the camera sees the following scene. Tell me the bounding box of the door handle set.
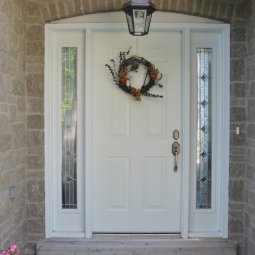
[172,129,180,172]
[172,142,180,172]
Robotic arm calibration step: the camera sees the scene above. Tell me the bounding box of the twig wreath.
[105,48,163,101]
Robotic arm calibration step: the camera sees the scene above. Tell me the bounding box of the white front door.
[46,16,230,238]
[92,30,182,232]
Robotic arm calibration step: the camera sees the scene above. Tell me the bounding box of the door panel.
[92,30,182,232]
[51,31,85,234]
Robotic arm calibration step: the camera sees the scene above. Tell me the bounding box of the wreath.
[105,48,163,101]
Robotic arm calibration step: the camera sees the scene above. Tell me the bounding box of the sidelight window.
[196,48,213,209]
[61,47,78,209]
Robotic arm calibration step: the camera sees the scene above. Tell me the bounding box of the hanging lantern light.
[123,0,156,36]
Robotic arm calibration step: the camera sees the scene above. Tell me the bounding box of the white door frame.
[45,18,230,239]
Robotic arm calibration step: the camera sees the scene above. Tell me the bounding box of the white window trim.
[45,18,230,239]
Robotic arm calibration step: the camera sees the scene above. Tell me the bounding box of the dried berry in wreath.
[105,48,163,101]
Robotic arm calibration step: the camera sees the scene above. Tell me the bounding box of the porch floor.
[36,235,236,255]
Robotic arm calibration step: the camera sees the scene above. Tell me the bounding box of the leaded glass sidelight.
[61,47,78,209]
[196,48,212,209]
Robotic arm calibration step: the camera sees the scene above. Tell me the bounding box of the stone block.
[27,130,44,147]
[248,99,255,121]
[230,146,246,155]
[26,74,44,97]
[247,124,255,139]
[210,2,218,18]
[229,218,243,233]
[27,145,44,155]
[0,133,12,152]
[248,81,255,97]
[27,114,44,129]
[0,113,10,133]
[26,170,44,180]
[17,97,26,112]
[229,163,245,179]
[218,2,228,20]
[233,4,246,20]
[168,0,177,11]
[27,1,41,16]
[247,164,255,182]
[247,22,255,41]
[26,203,45,219]
[64,0,75,17]
[27,41,44,56]
[11,79,25,96]
[231,97,246,107]
[232,83,246,98]
[12,123,26,148]
[226,3,235,20]
[229,179,245,202]
[56,2,67,19]
[230,132,246,146]
[41,5,51,22]
[231,59,246,82]
[231,123,245,131]
[230,154,246,163]
[231,27,247,42]
[230,107,246,121]
[27,154,44,170]
[49,3,58,20]
[26,56,44,73]
[27,233,45,243]
[27,219,45,234]
[248,242,255,255]
[27,25,44,41]
[90,0,98,12]
[0,103,8,113]
[81,0,92,13]
[229,202,244,211]
[201,0,211,17]
[0,73,8,102]
[247,38,255,56]
[247,56,255,81]
[178,0,188,12]
[74,0,83,15]
[247,190,255,205]
[26,179,44,203]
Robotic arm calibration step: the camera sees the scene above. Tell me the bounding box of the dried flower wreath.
[105,48,163,101]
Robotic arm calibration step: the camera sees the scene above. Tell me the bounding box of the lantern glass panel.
[126,13,134,33]
[133,9,147,34]
[144,13,152,33]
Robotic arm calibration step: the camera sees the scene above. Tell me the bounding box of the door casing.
[45,12,230,239]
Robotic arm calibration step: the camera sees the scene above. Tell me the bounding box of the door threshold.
[45,233,182,242]
[91,233,181,240]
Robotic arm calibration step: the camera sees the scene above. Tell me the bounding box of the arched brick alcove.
[25,1,249,255]
[28,0,246,23]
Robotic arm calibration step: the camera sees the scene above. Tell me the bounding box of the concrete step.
[36,236,237,255]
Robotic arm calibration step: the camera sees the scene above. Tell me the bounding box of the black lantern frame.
[123,0,156,36]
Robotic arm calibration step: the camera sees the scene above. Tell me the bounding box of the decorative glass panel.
[196,48,212,209]
[133,9,147,33]
[61,47,78,209]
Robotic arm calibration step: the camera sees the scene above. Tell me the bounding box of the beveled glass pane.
[61,47,78,209]
[196,48,212,209]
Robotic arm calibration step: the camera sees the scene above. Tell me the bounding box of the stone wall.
[229,3,248,255]
[25,1,45,253]
[24,0,249,255]
[244,0,255,254]
[0,0,27,253]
